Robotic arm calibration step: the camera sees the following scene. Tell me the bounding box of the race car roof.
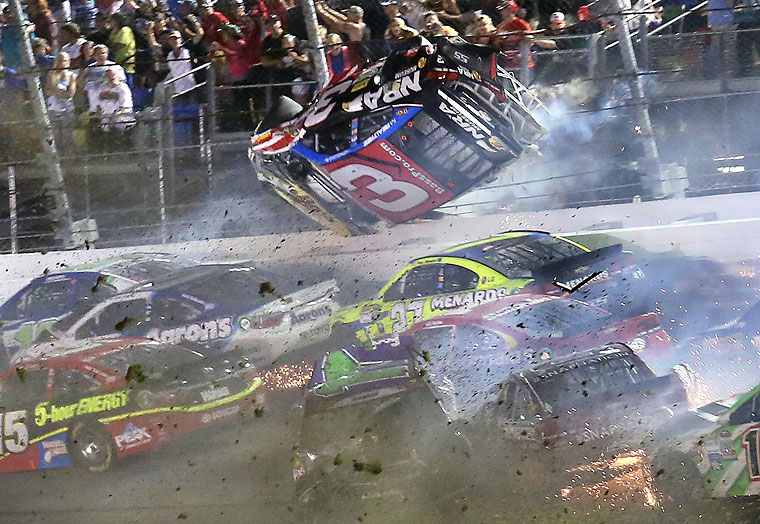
[519,343,642,380]
[9,336,166,367]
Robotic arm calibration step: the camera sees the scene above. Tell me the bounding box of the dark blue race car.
[22,263,339,366]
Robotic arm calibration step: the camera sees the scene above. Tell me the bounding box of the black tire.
[69,421,114,473]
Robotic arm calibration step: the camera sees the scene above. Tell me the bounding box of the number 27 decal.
[390,300,424,334]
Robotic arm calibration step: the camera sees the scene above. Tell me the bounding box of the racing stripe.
[98,378,262,424]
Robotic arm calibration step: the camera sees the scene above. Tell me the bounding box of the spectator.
[88,13,113,45]
[133,18,162,87]
[0,48,25,109]
[1,5,27,70]
[380,0,404,28]
[423,11,458,36]
[260,13,285,57]
[108,13,136,87]
[570,5,600,35]
[83,43,126,89]
[45,51,77,115]
[199,0,230,43]
[437,0,478,34]
[734,0,760,76]
[60,23,87,67]
[177,0,209,58]
[71,0,97,30]
[165,29,196,98]
[384,15,418,40]
[496,0,533,70]
[88,66,134,133]
[470,13,497,45]
[324,32,361,77]
[27,0,59,47]
[210,23,251,80]
[315,2,367,42]
[49,0,72,24]
[281,33,312,105]
[72,39,94,111]
[32,38,56,83]
[95,0,124,16]
[229,1,265,65]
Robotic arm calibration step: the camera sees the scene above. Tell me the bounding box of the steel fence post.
[205,65,217,143]
[303,0,329,89]
[165,83,176,204]
[639,15,650,71]
[587,33,600,79]
[7,165,17,254]
[519,39,531,85]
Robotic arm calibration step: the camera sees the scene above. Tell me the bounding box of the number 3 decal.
[744,426,760,481]
[331,164,428,213]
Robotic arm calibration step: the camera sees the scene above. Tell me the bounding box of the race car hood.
[253,279,339,316]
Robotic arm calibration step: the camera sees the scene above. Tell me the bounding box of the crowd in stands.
[1,0,760,142]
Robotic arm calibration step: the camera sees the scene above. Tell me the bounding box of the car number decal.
[0,410,28,454]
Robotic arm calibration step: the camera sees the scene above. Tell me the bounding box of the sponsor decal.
[403,46,420,57]
[439,99,487,140]
[146,317,232,345]
[456,65,481,82]
[558,269,609,291]
[200,386,231,403]
[430,288,512,312]
[394,65,419,79]
[344,71,422,112]
[484,295,554,320]
[581,423,619,442]
[35,391,129,427]
[298,323,330,338]
[350,76,371,92]
[38,433,71,468]
[201,404,240,424]
[292,305,333,325]
[418,57,427,68]
[379,141,445,195]
[114,423,152,450]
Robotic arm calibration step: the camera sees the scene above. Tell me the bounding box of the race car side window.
[383,264,445,301]
[3,280,75,320]
[52,369,101,399]
[151,297,203,327]
[441,264,479,293]
[77,299,149,339]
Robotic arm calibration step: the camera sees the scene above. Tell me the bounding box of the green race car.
[330,230,645,344]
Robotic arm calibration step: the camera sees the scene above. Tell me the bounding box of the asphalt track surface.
[2,225,760,522]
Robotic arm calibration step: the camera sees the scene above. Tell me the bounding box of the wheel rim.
[76,428,109,465]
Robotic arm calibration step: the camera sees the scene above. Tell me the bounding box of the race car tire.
[69,421,114,473]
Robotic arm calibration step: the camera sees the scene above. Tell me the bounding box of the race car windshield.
[459,236,586,279]
[530,355,651,413]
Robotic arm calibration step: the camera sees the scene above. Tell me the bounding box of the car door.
[73,297,151,341]
[372,263,480,338]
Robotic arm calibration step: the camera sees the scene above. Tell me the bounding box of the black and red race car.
[249,36,548,235]
[0,337,263,473]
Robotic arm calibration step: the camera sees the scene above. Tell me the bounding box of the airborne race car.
[249,37,548,235]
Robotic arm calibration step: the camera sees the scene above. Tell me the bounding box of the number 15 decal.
[744,426,760,481]
[390,301,424,334]
[0,410,29,454]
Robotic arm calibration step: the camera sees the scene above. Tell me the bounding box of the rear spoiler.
[532,243,625,284]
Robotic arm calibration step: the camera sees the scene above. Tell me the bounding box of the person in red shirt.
[496,0,533,69]
[199,0,230,44]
